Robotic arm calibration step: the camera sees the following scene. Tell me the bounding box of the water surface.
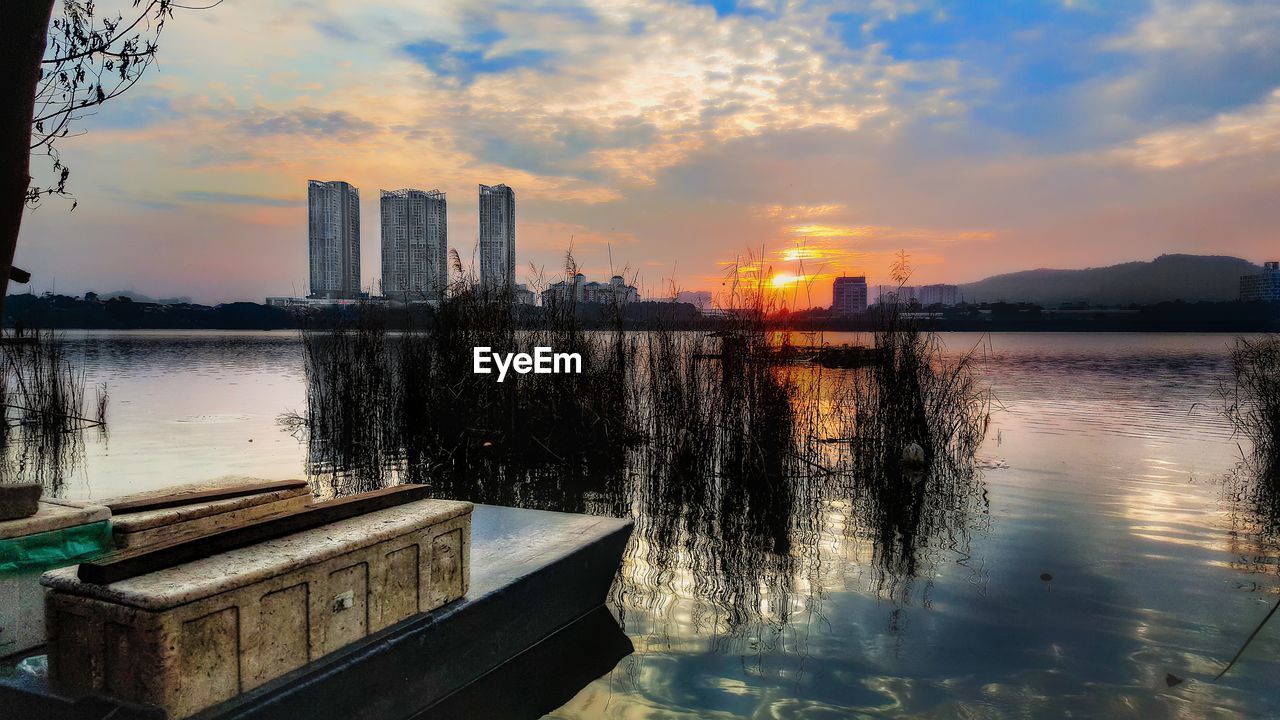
[30,331,1280,718]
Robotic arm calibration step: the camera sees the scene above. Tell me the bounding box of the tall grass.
[283,253,638,509]
[837,312,991,600]
[1223,336,1280,540]
[286,251,992,640]
[1,330,103,489]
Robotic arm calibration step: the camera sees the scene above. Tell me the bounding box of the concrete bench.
[41,498,472,718]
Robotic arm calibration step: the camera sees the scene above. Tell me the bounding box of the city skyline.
[11,1,1280,306]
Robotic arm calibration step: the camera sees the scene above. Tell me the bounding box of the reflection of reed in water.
[0,330,105,492]
[627,322,820,647]
[281,266,635,511]
[1222,336,1280,549]
[285,286,990,651]
[836,317,991,603]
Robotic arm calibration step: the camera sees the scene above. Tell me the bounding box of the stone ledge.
[0,500,110,541]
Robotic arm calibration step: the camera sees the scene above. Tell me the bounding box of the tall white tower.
[478,183,515,293]
[307,180,361,299]
[380,189,447,300]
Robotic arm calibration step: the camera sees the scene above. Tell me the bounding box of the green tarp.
[0,520,112,575]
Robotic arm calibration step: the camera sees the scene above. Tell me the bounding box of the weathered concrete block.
[108,485,313,549]
[42,498,471,718]
[0,483,42,521]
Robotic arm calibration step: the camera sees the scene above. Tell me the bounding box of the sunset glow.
[12,0,1280,309]
[770,273,807,289]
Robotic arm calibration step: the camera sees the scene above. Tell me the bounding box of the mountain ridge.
[959,254,1263,305]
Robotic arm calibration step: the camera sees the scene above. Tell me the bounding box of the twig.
[1215,596,1280,681]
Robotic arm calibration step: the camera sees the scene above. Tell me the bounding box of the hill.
[959,254,1262,306]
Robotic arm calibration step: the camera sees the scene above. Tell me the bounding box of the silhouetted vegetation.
[1,330,105,489]
[283,253,992,648]
[1224,336,1280,542]
[836,314,991,601]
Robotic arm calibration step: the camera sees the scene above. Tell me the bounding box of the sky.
[15,0,1280,307]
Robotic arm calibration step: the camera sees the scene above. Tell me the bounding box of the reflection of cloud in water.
[288,329,1280,718]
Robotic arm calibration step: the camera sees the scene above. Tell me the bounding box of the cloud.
[1096,0,1280,126]
[22,0,1280,307]
[1119,88,1280,169]
[179,191,298,207]
[237,107,378,139]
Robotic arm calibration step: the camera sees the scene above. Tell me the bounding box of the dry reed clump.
[285,250,993,636]
[835,312,992,600]
[283,255,638,506]
[1222,335,1280,540]
[1,330,102,489]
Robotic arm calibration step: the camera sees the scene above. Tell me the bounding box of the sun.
[771,272,804,288]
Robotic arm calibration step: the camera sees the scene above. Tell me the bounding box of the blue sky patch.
[403,32,557,85]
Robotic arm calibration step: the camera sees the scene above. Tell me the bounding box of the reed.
[0,330,101,489]
[1223,335,1280,539]
[833,273,992,601]
[285,250,991,638]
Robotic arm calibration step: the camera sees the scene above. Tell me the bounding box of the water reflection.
[25,330,1280,717]
[285,323,992,663]
[0,333,104,493]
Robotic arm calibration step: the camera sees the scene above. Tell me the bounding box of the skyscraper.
[478,183,515,292]
[380,188,447,300]
[831,275,868,315]
[307,180,361,299]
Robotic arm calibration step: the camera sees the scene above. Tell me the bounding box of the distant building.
[1241,261,1280,302]
[514,283,536,306]
[542,274,639,307]
[380,189,447,301]
[266,295,375,309]
[675,290,712,310]
[831,275,868,315]
[876,285,918,306]
[308,180,361,299]
[918,283,960,306]
[479,184,516,292]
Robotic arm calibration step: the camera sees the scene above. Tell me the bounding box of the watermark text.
[473,346,582,382]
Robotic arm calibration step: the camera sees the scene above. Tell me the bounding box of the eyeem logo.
[473,347,582,382]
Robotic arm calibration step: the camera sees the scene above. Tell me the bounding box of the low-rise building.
[876,283,960,307]
[1240,261,1280,302]
[918,284,960,306]
[830,275,868,315]
[541,274,639,307]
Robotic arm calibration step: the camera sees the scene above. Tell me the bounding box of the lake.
[16,330,1280,718]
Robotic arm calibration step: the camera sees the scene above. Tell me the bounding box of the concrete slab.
[0,502,109,541]
[42,499,471,610]
[1,501,112,659]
